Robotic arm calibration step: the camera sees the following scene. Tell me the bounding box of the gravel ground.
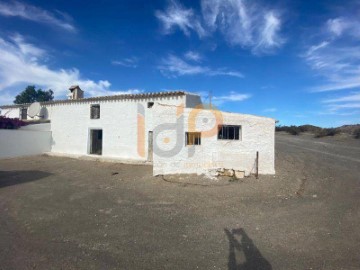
[0,133,359,270]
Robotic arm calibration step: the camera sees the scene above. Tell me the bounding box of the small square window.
[147,102,154,108]
[90,104,100,119]
[185,132,201,146]
[218,125,241,140]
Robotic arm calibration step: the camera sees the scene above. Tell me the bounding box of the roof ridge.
[0,90,191,108]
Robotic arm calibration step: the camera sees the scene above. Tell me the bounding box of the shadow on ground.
[0,170,52,188]
[225,228,272,270]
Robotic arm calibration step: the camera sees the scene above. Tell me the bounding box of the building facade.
[0,89,275,176]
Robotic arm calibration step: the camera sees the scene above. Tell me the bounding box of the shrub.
[314,128,340,138]
[354,128,360,139]
[276,125,301,135]
[0,116,28,129]
[287,126,301,135]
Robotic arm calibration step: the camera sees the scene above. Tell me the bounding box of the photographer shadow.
[225,228,272,270]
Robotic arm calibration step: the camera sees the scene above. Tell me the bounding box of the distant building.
[0,86,275,177]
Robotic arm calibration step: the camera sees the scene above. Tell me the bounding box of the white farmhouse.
[0,86,275,177]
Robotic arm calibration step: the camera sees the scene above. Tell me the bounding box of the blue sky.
[0,0,359,127]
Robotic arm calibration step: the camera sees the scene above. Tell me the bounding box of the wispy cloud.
[322,92,360,103]
[155,0,285,54]
[326,103,360,111]
[201,0,284,54]
[0,34,142,104]
[158,54,243,78]
[304,15,360,116]
[263,108,277,112]
[213,92,251,105]
[304,13,360,92]
[161,89,251,106]
[184,50,202,62]
[112,57,138,68]
[326,17,360,39]
[155,0,206,38]
[326,18,348,37]
[321,92,360,114]
[0,1,76,32]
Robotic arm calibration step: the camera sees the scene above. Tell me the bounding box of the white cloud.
[201,0,284,54]
[304,16,360,92]
[0,1,76,32]
[321,92,360,114]
[155,0,206,38]
[326,103,360,111]
[0,92,16,105]
[213,92,251,102]
[326,18,348,37]
[255,11,283,52]
[263,108,277,112]
[158,54,243,78]
[326,17,360,39]
[156,0,284,54]
[317,110,360,116]
[184,50,202,62]
[0,34,142,104]
[211,91,251,106]
[304,15,360,116]
[322,92,360,103]
[161,89,251,105]
[112,57,138,68]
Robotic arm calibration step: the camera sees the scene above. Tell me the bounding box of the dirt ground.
[0,133,359,270]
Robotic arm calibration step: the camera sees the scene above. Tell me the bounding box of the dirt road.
[0,133,359,269]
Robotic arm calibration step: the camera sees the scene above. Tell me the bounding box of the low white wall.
[0,129,52,158]
[0,107,20,118]
[0,106,52,120]
[20,123,51,131]
[152,105,275,176]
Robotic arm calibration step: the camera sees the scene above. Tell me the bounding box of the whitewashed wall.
[50,95,187,161]
[21,123,51,131]
[152,105,275,176]
[0,106,52,120]
[0,129,51,158]
[0,108,20,118]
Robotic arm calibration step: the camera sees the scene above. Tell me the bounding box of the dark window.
[185,132,201,146]
[218,125,241,140]
[90,104,100,119]
[147,102,154,108]
[21,108,27,120]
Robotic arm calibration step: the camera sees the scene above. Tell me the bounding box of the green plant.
[315,128,340,138]
[0,116,28,129]
[14,85,54,104]
[354,128,360,139]
[275,125,301,135]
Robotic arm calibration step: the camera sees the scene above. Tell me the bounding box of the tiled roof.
[0,91,187,109]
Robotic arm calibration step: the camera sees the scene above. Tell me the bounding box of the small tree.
[354,128,360,139]
[14,85,54,104]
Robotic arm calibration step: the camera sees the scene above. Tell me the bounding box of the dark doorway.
[90,129,103,155]
[147,131,153,162]
[21,108,27,120]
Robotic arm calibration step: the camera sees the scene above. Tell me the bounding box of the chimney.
[68,85,84,100]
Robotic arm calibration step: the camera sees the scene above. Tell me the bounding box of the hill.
[276,124,360,138]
